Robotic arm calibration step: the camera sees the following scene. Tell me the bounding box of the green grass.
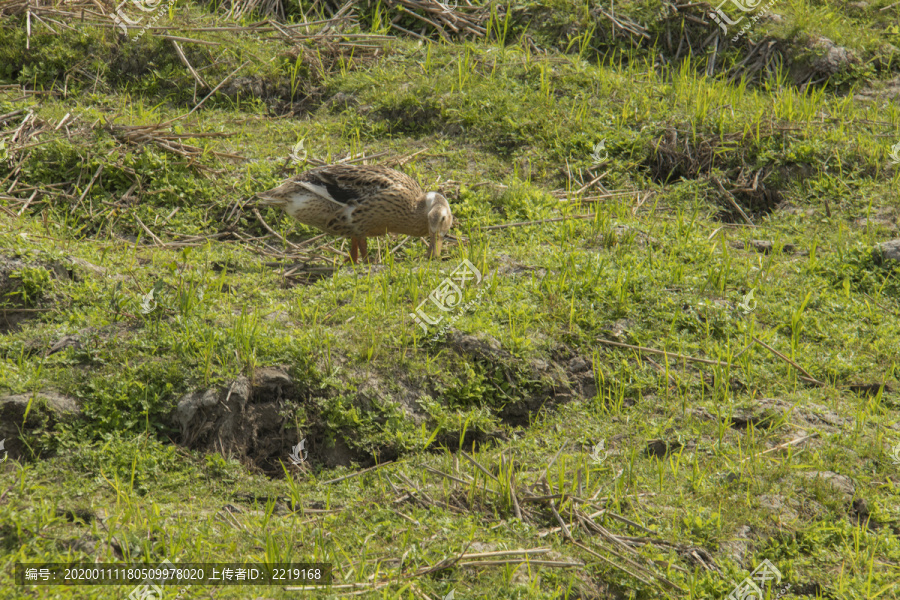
[1,0,900,598]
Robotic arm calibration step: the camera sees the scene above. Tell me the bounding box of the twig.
[480,213,597,231]
[163,60,251,126]
[532,441,567,489]
[157,34,221,46]
[596,338,738,369]
[75,164,104,213]
[252,208,307,253]
[319,461,395,484]
[740,433,818,463]
[134,215,164,246]
[456,559,583,567]
[171,40,209,88]
[548,500,573,541]
[572,541,659,588]
[460,451,499,482]
[711,176,754,226]
[16,189,38,216]
[460,548,551,559]
[751,337,825,386]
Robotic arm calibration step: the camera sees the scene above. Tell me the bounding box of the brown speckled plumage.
[257,164,452,262]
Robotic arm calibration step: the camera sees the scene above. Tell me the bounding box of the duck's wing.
[297,165,423,208]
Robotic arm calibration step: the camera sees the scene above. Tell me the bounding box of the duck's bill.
[428,233,443,259]
[256,194,286,207]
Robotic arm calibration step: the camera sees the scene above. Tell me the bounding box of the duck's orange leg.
[349,237,359,264]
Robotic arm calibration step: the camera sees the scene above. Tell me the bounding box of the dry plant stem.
[252,208,307,253]
[596,338,739,369]
[751,336,825,385]
[548,500,573,541]
[740,433,818,463]
[171,40,209,88]
[460,451,499,482]
[455,559,583,567]
[75,164,103,212]
[134,215,164,246]
[711,176,754,226]
[163,60,251,126]
[479,213,597,231]
[532,441,567,489]
[319,461,395,485]
[572,541,659,588]
[461,548,551,559]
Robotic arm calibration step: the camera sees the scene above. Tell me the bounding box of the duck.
[257,164,453,263]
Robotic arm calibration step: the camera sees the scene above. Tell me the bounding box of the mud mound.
[445,331,589,427]
[171,366,354,475]
[0,391,82,460]
[0,254,71,333]
[170,336,602,475]
[647,128,784,221]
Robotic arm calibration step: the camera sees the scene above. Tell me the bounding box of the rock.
[60,535,105,556]
[447,331,508,360]
[720,525,754,567]
[758,494,799,523]
[855,218,897,231]
[172,389,219,433]
[800,471,855,502]
[56,508,97,523]
[252,366,293,393]
[795,403,849,431]
[264,310,290,323]
[568,356,591,374]
[601,319,632,340]
[732,239,797,254]
[0,391,82,460]
[874,45,899,70]
[48,334,83,355]
[728,406,781,430]
[875,240,900,264]
[67,257,108,276]
[807,36,859,75]
[324,92,359,112]
[645,439,682,458]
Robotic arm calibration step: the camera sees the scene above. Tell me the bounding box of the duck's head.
[256,184,290,209]
[425,192,452,259]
